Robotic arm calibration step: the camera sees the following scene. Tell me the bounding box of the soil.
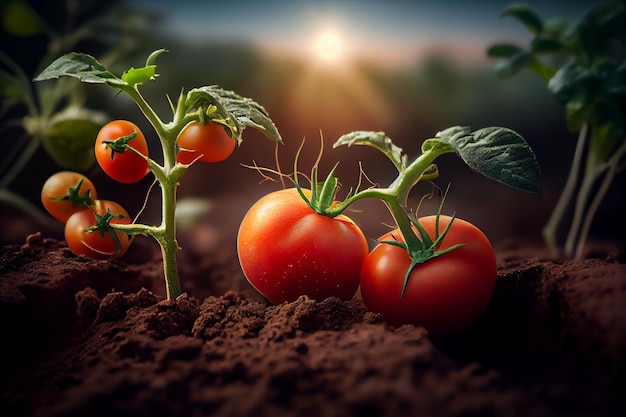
[0,232,625,417]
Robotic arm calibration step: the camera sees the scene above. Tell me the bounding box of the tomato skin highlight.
[176,122,236,164]
[41,171,98,222]
[360,215,497,337]
[64,200,132,260]
[237,188,369,304]
[95,120,150,184]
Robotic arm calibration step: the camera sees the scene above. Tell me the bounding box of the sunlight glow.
[315,31,343,60]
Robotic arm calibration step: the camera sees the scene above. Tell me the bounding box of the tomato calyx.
[382,211,466,300]
[103,131,138,158]
[48,178,95,208]
[84,208,128,254]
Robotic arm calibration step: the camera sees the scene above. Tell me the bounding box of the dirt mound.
[1,234,624,417]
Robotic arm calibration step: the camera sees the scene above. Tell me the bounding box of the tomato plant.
[95,120,150,184]
[176,121,236,164]
[237,188,369,304]
[360,215,497,336]
[240,128,538,330]
[64,200,131,260]
[41,171,97,222]
[35,50,282,299]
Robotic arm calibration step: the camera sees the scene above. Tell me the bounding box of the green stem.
[327,146,448,217]
[564,149,601,258]
[119,84,185,299]
[157,175,182,299]
[574,139,626,259]
[542,123,588,256]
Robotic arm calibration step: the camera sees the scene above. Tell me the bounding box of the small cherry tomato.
[41,171,98,222]
[176,121,236,164]
[237,188,369,304]
[64,200,132,260]
[95,120,150,184]
[360,215,497,337]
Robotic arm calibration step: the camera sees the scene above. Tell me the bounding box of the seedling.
[35,49,282,300]
[488,0,626,258]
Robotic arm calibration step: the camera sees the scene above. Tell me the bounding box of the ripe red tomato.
[237,188,369,304]
[95,120,150,184]
[41,171,98,222]
[176,121,236,164]
[360,215,497,337]
[64,200,132,260]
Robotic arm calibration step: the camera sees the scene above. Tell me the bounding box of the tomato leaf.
[185,86,282,144]
[33,53,125,87]
[433,126,542,194]
[486,43,523,59]
[333,131,407,172]
[121,65,156,86]
[500,4,543,35]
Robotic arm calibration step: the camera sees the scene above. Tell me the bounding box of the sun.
[315,31,343,60]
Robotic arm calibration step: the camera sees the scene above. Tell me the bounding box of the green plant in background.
[0,0,156,227]
[488,0,626,258]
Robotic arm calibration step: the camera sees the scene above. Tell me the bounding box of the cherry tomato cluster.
[43,118,239,260]
[41,171,132,259]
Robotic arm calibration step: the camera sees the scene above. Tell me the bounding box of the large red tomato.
[237,188,369,304]
[360,215,497,337]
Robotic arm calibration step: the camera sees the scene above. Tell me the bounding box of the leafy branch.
[488,0,626,258]
[298,126,540,274]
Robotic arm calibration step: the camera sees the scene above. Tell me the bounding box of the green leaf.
[501,4,544,35]
[575,0,626,63]
[434,126,542,194]
[486,43,523,59]
[41,107,107,171]
[530,34,564,53]
[33,53,125,87]
[548,61,592,101]
[494,51,532,78]
[333,131,407,172]
[185,86,282,144]
[121,65,156,85]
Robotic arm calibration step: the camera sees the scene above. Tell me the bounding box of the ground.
[0,233,624,417]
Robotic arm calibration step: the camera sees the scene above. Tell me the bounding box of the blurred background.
[1,0,623,257]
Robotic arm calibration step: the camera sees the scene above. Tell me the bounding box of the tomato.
[176,121,236,164]
[237,188,369,304]
[95,120,150,184]
[64,200,132,260]
[41,171,98,222]
[360,215,497,337]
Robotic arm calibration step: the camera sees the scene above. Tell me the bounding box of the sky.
[129,0,599,67]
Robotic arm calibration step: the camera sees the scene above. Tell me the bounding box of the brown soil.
[0,233,625,417]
